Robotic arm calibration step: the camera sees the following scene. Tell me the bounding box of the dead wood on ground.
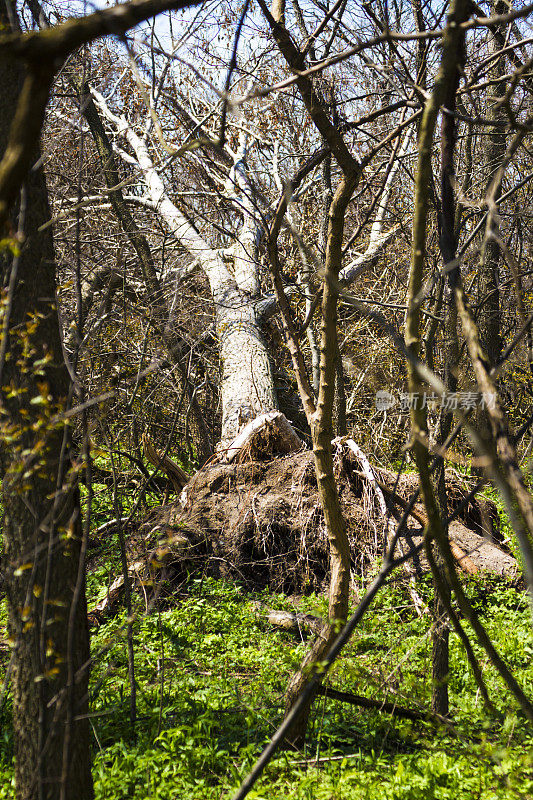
[87,438,518,627]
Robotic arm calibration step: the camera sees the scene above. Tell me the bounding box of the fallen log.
[92,517,131,538]
[88,574,125,627]
[373,465,501,543]
[94,441,518,612]
[316,685,453,727]
[396,521,518,579]
[251,601,324,637]
[374,479,478,575]
[87,559,150,627]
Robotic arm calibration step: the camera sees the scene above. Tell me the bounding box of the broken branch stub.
[222,411,303,463]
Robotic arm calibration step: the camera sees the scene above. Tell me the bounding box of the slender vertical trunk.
[430,83,462,720]
[0,6,93,797]
[333,339,347,437]
[410,0,428,90]
[477,0,507,367]
[283,173,357,747]
[263,0,360,747]
[405,0,471,721]
[318,94,346,437]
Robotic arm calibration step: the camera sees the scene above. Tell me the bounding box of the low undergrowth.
[0,462,532,799]
[2,567,533,799]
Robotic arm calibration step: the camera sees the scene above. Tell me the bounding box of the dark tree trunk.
[408,0,470,720]
[477,0,507,367]
[333,339,347,437]
[428,0,469,717]
[0,6,93,798]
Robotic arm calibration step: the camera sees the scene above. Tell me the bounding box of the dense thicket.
[2,0,533,797]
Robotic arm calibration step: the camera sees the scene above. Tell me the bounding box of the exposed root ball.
[140,447,515,594]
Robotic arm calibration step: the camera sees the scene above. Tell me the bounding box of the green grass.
[86,575,533,799]
[2,456,533,800]
[3,572,533,799]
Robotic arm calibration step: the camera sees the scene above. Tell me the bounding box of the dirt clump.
[139,446,515,595]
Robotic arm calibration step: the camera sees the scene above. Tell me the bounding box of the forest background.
[2,0,533,798]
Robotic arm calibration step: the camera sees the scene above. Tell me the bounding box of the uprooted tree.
[3,0,533,794]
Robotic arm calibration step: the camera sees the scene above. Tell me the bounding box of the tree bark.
[0,5,93,798]
[90,88,277,443]
[405,0,470,722]
[477,0,507,368]
[282,172,358,747]
[429,1,469,717]
[262,0,362,747]
[78,85,213,462]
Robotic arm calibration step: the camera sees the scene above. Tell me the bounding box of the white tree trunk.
[214,275,277,441]
[92,90,277,442]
